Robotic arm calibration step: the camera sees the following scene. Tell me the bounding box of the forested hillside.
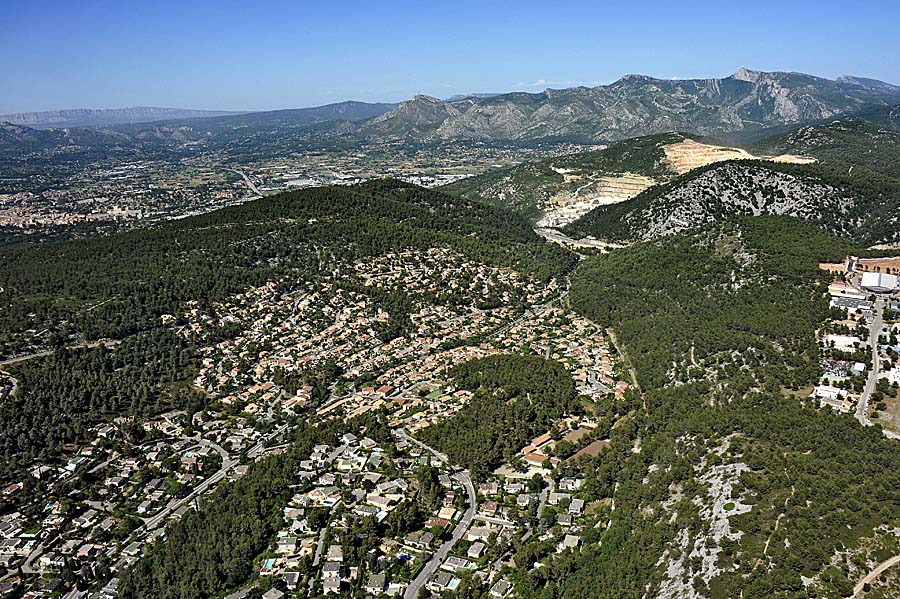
[420,354,579,478]
[518,217,900,599]
[0,179,573,355]
[565,159,900,246]
[750,119,900,181]
[0,181,574,479]
[570,217,855,390]
[118,417,343,599]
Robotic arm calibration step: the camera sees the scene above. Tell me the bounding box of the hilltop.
[559,216,900,599]
[0,180,574,477]
[441,131,812,225]
[564,119,900,245]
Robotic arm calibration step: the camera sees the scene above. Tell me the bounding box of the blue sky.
[2,0,899,113]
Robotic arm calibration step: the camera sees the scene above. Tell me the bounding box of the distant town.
[0,141,598,238]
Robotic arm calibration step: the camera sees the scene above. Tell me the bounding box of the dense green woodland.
[115,217,900,599]
[0,180,574,480]
[420,354,579,478]
[119,412,431,599]
[525,217,900,599]
[570,217,856,390]
[750,120,900,181]
[118,419,338,599]
[0,179,573,355]
[0,330,195,479]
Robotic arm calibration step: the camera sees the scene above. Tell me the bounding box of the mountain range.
[0,106,244,129]
[356,68,900,143]
[4,68,900,149]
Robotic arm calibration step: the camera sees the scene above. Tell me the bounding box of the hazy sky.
[3,0,899,113]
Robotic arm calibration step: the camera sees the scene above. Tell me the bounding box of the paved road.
[0,340,120,398]
[404,470,476,599]
[142,435,236,530]
[0,350,53,367]
[853,553,900,597]
[247,423,290,459]
[88,454,119,475]
[608,328,639,390]
[473,514,516,527]
[856,298,884,426]
[534,227,626,251]
[395,429,477,599]
[536,477,555,520]
[0,540,44,581]
[486,288,569,341]
[311,527,328,567]
[0,370,17,397]
[395,429,449,464]
[143,455,238,530]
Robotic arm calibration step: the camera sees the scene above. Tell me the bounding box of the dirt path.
[854,554,900,597]
[749,471,795,575]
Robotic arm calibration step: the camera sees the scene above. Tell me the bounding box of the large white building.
[860,272,899,294]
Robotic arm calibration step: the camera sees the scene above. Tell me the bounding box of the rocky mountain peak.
[732,67,762,82]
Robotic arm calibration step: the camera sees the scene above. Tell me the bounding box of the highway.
[223,167,263,198]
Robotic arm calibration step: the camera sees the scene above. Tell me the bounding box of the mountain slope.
[551,217,900,599]
[0,101,396,158]
[565,160,900,246]
[109,100,396,137]
[0,179,571,352]
[440,132,687,219]
[566,120,900,245]
[441,131,814,224]
[360,68,900,143]
[749,119,900,180]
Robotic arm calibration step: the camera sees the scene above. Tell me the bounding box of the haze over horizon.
[3,0,900,114]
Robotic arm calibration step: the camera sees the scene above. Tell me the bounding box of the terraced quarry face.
[662,139,814,174]
[538,172,656,228]
[540,138,815,229]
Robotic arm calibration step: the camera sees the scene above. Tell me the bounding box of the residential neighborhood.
[0,246,628,598]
